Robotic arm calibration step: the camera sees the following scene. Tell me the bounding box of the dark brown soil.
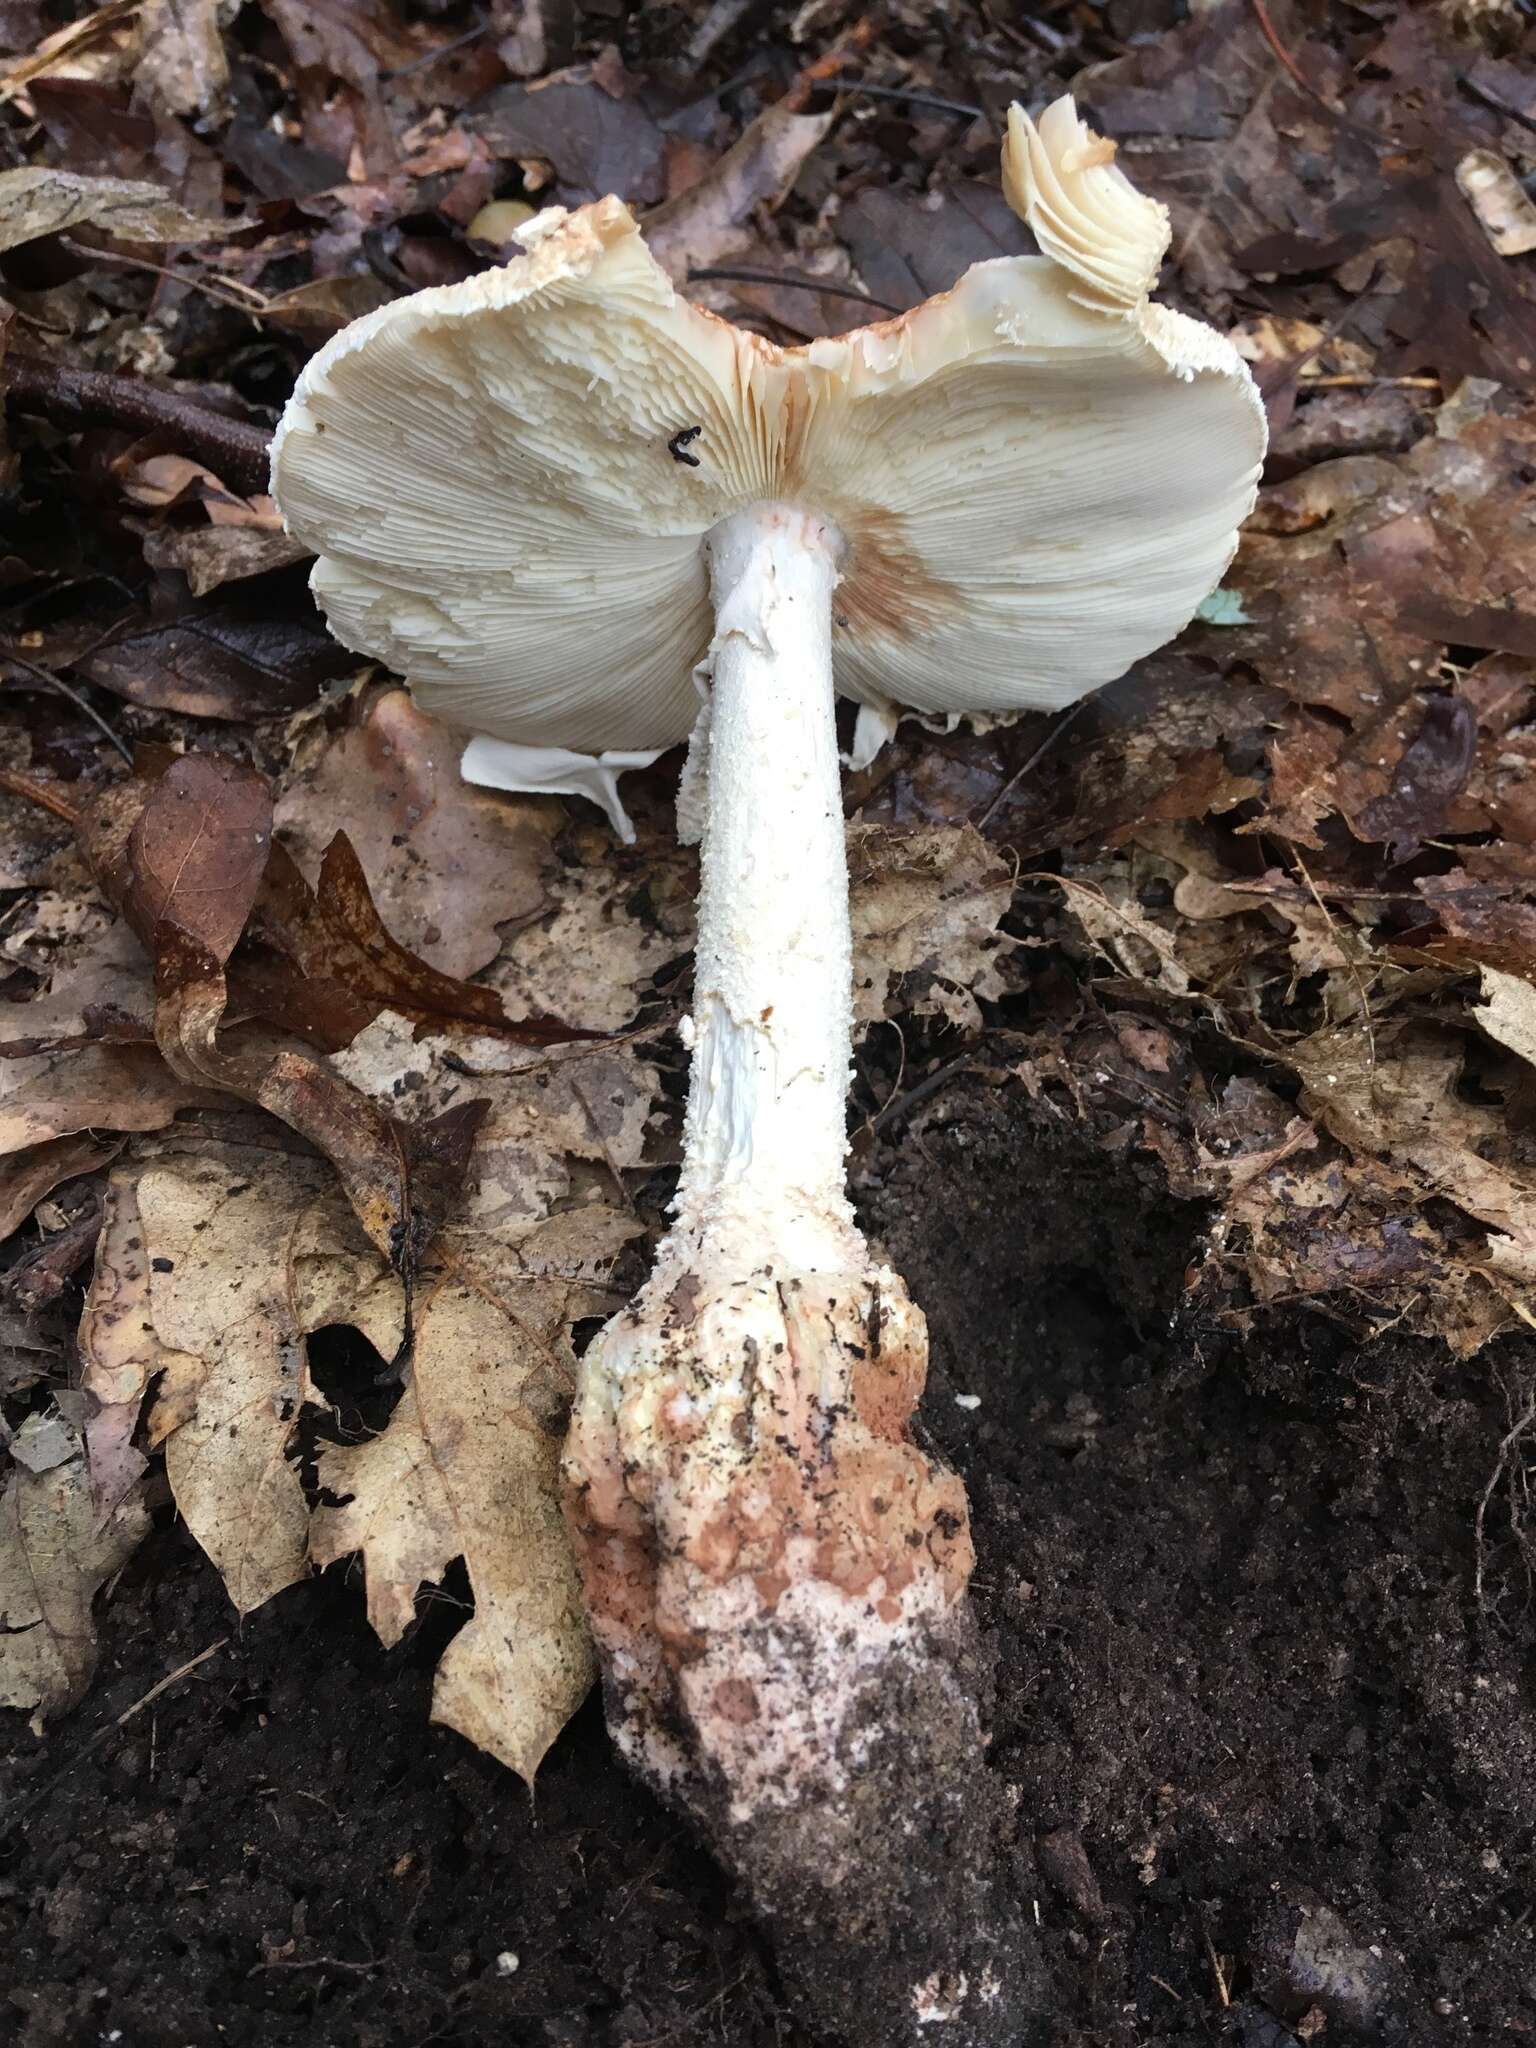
[5,1077,1535,2048]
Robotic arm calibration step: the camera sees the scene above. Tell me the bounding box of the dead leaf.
[645,102,832,281]
[134,1144,401,1612]
[0,1418,148,1715]
[151,924,487,1287]
[0,164,241,251]
[1475,967,1536,1068]
[1456,148,1536,258]
[128,751,273,964]
[274,687,556,982]
[78,1164,173,1515]
[76,583,355,722]
[139,524,311,597]
[310,1258,600,1783]
[0,1130,120,1238]
[847,824,1013,1032]
[467,72,666,207]
[0,1041,221,1152]
[133,0,231,124]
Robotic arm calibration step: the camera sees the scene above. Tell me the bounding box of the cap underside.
[273,191,1265,754]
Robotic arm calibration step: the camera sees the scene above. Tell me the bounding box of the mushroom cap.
[272,97,1266,755]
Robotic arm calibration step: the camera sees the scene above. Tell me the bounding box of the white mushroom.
[272,96,1264,2042]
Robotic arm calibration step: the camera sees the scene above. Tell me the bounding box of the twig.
[869,1051,976,1136]
[383,20,490,80]
[830,78,985,120]
[0,763,84,826]
[2,353,274,496]
[1473,1391,1536,1612]
[0,1638,229,1830]
[1250,0,1335,108]
[687,266,904,315]
[115,1637,229,1727]
[1,649,132,763]
[973,700,1090,832]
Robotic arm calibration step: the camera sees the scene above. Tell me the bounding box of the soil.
[5,1076,1534,2048]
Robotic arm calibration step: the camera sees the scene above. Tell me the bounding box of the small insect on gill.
[668,425,703,467]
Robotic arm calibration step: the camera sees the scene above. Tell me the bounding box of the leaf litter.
[0,0,1532,1966]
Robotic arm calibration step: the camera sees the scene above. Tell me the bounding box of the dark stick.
[687,267,906,315]
[829,78,987,120]
[2,354,274,497]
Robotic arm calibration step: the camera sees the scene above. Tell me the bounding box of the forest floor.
[3,0,1536,2043]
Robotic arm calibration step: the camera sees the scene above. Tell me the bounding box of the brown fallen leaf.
[0,1041,221,1152]
[0,921,153,1056]
[274,687,556,982]
[151,923,487,1293]
[310,1255,603,1784]
[75,581,355,722]
[0,1130,121,1238]
[645,101,833,282]
[0,165,243,252]
[0,1416,148,1716]
[127,751,273,966]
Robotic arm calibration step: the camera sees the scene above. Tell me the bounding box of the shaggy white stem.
[667,503,860,1275]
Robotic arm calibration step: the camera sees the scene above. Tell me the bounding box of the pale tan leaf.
[0,1424,147,1715]
[79,1165,182,1514]
[134,1147,401,1614]
[0,166,243,253]
[311,1264,597,1783]
[847,823,1013,1032]
[1475,965,1536,1068]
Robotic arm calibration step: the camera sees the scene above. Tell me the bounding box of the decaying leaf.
[646,101,833,281]
[135,1143,401,1612]
[847,823,1013,1031]
[274,688,557,983]
[311,1257,603,1784]
[0,166,242,252]
[0,1416,148,1716]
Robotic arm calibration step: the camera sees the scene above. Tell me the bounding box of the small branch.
[2,650,132,763]
[688,266,904,314]
[2,354,274,497]
[0,763,84,826]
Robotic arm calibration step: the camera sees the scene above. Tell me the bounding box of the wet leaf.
[76,582,355,722]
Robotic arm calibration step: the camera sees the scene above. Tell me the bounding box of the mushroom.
[272,96,1264,2044]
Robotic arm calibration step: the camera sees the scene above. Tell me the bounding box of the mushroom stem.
[672,502,860,1275]
[563,516,1029,2046]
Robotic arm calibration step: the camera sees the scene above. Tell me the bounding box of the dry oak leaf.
[332,1012,656,1237]
[847,823,1013,1032]
[311,1256,603,1784]
[0,1418,148,1716]
[0,166,243,252]
[132,1145,401,1613]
